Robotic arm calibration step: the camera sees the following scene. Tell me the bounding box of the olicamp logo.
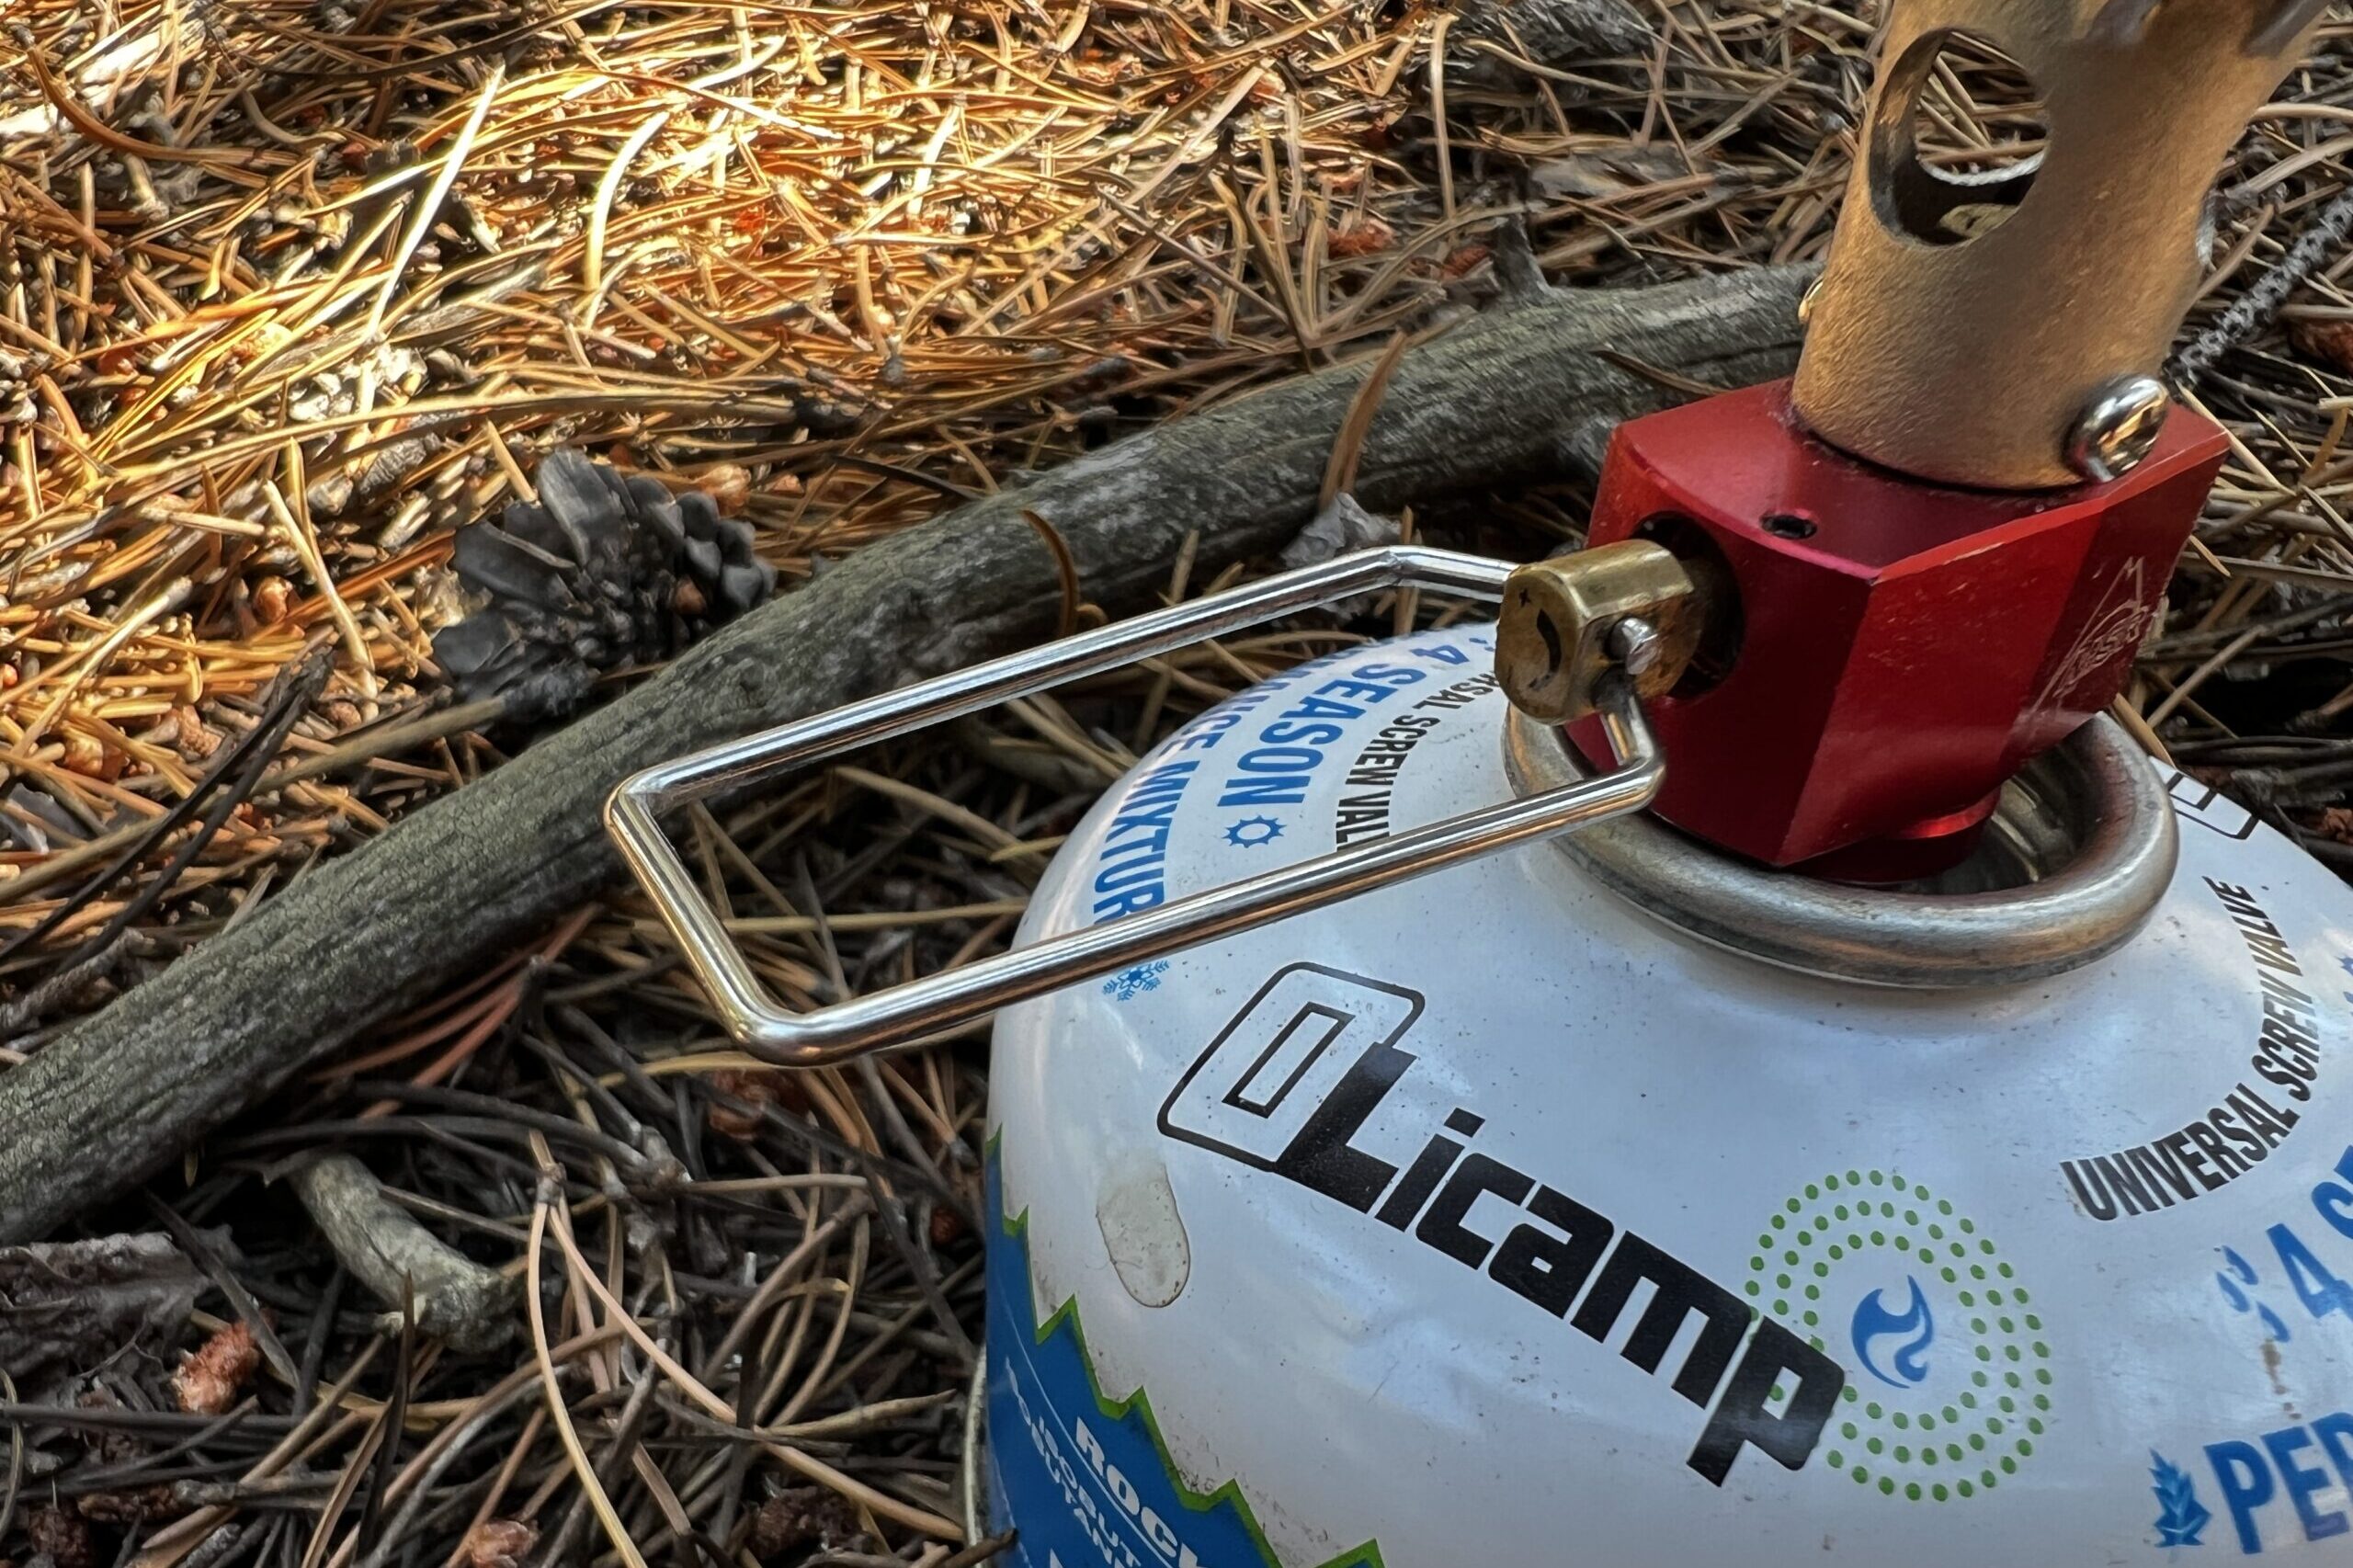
[1156,963,1847,1487]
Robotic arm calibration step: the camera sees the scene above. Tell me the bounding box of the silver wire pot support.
[606,546,1665,1064]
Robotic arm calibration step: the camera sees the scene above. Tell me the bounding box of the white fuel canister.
[983,621,2353,1568]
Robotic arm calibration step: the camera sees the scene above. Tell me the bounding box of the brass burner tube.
[1792,0,2327,490]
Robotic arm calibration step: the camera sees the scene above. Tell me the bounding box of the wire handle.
[604,546,1664,1063]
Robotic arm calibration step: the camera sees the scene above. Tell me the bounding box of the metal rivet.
[1607,615,1663,678]
[2066,375,2171,484]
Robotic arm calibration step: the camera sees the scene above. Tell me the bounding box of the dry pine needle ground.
[6,3,2353,1567]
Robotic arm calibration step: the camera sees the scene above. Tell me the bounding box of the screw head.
[2067,374,2171,483]
[1607,615,1664,678]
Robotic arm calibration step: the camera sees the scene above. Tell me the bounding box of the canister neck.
[1502,711,2177,990]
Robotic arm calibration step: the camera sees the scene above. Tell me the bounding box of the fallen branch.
[287,1155,517,1353]
[0,265,1810,1242]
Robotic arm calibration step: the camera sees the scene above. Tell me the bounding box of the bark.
[0,1232,207,1398]
[0,264,1810,1243]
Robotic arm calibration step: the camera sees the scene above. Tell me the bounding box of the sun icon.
[1225,815,1285,847]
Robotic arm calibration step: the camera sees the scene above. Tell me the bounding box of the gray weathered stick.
[0,265,1808,1242]
[288,1155,518,1351]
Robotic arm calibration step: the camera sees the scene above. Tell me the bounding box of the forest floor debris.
[6,3,2353,1564]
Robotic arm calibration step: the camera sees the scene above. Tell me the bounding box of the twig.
[286,1156,517,1352]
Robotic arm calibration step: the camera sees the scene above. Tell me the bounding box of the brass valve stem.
[1495,541,1703,725]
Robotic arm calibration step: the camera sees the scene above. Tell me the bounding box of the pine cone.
[431,450,776,722]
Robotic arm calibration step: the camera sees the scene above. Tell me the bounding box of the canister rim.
[1503,712,2178,990]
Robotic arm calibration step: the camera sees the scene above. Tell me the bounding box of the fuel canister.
[983,621,2353,1567]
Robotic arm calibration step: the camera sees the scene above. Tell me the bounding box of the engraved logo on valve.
[1157,962,1847,1487]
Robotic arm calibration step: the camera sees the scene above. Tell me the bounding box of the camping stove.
[608,4,2353,1563]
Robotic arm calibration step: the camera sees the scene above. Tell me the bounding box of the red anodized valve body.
[1564,380,2230,878]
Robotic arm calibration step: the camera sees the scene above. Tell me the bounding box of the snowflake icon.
[1225,815,1285,848]
[1103,960,1170,1003]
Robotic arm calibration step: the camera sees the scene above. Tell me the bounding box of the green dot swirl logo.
[1746,1170,2052,1504]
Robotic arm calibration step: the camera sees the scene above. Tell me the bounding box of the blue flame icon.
[1852,1276,1936,1389]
